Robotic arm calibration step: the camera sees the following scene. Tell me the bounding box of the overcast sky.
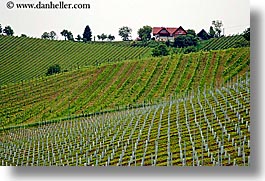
[0,0,250,40]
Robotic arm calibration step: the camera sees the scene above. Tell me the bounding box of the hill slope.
[0,47,250,127]
[0,36,151,85]
[199,35,248,51]
[0,77,250,166]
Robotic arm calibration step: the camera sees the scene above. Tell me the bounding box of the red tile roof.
[153,26,187,36]
[153,27,163,35]
[166,28,178,34]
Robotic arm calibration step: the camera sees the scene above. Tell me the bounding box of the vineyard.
[0,47,250,128]
[0,33,251,167]
[199,35,248,51]
[0,75,250,166]
[0,36,151,85]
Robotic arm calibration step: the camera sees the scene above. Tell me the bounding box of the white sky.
[0,0,250,40]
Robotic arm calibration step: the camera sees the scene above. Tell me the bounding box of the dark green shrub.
[183,46,198,54]
[152,44,169,57]
[46,64,61,76]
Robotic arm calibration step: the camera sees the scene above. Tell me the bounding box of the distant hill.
[0,36,151,85]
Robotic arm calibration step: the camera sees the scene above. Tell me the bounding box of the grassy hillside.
[0,47,250,127]
[199,35,248,51]
[0,36,151,85]
[0,77,250,166]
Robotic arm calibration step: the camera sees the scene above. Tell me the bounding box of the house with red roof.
[152,26,187,41]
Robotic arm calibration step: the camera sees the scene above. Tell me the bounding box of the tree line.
[40,25,131,42]
[0,23,156,42]
[0,21,250,46]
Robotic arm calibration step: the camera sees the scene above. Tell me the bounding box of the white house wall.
[156,36,174,42]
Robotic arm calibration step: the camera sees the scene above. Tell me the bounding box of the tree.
[3,26,14,36]
[165,40,171,47]
[183,46,197,54]
[119,26,132,41]
[49,31,57,40]
[108,34,115,41]
[83,25,92,42]
[242,27,250,41]
[100,33,107,41]
[187,29,196,36]
[61,30,69,40]
[97,35,101,41]
[66,31,74,41]
[174,34,199,48]
[21,34,27,37]
[152,44,169,57]
[76,34,82,42]
[137,25,152,41]
[209,26,215,39]
[46,64,61,76]
[212,20,223,37]
[60,30,73,41]
[41,32,50,39]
